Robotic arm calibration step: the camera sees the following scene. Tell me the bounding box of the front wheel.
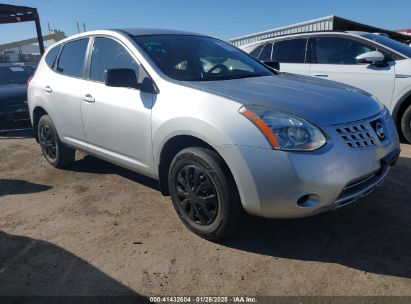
[401,105,411,144]
[168,147,242,241]
[38,115,75,168]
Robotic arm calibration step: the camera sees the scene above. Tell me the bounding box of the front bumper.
[218,114,400,218]
[332,149,399,208]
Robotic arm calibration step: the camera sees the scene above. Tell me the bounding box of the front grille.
[334,165,388,207]
[341,171,378,194]
[336,122,378,149]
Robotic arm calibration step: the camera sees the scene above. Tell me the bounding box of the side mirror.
[356,51,385,65]
[105,68,158,94]
[264,61,280,71]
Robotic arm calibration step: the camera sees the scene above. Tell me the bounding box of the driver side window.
[89,37,140,82]
[314,37,376,65]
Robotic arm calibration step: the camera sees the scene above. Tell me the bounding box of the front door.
[81,36,154,176]
[309,36,395,107]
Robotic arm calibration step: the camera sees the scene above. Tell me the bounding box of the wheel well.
[32,106,48,142]
[394,94,411,139]
[158,135,235,196]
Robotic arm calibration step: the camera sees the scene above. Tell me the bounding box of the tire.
[37,115,75,168]
[168,147,243,241]
[401,105,411,144]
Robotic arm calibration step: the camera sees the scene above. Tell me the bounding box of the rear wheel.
[38,115,75,168]
[168,147,242,241]
[401,105,411,144]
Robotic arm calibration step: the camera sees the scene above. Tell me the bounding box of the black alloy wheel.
[175,164,219,225]
[37,115,75,168]
[39,123,57,160]
[168,147,243,241]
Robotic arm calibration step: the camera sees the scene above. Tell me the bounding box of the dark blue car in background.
[0,65,34,129]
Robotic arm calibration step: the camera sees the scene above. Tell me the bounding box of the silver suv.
[28,29,400,240]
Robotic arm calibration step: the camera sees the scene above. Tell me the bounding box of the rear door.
[309,36,395,107]
[272,38,310,75]
[45,38,90,149]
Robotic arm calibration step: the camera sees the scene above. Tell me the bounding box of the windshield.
[132,35,273,81]
[0,66,34,85]
[362,34,411,58]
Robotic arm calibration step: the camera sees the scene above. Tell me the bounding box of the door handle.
[314,74,328,77]
[83,94,95,103]
[44,86,52,93]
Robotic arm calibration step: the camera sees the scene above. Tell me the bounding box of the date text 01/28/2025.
[149,296,257,303]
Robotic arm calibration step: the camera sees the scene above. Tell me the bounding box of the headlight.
[382,106,397,133]
[382,106,392,122]
[239,105,327,151]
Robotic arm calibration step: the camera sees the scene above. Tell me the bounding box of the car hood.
[185,73,384,125]
[0,84,27,103]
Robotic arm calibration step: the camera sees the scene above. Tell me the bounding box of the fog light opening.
[297,194,320,208]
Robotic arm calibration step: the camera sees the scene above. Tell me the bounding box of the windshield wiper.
[187,73,267,82]
[229,73,266,80]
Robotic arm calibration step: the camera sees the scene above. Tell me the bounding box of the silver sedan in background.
[28,29,400,240]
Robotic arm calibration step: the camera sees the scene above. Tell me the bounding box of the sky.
[1,0,411,44]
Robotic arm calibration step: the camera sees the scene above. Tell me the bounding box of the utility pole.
[34,8,45,54]
[83,22,86,32]
[76,22,80,33]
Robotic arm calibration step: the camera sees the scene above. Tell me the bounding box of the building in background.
[230,15,411,48]
[0,4,67,67]
[0,30,66,67]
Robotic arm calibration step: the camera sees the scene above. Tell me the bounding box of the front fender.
[392,89,411,122]
[152,117,234,175]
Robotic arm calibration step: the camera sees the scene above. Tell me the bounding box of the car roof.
[269,30,356,39]
[48,28,214,51]
[115,28,207,37]
[245,30,396,45]
[243,31,368,49]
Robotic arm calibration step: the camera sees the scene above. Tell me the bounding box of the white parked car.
[245,31,411,143]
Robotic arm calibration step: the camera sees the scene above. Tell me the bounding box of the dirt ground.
[0,128,410,298]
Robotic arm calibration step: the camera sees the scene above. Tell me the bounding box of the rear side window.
[45,45,61,69]
[90,37,140,82]
[272,39,308,63]
[249,44,264,58]
[258,43,273,62]
[56,38,89,77]
[314,37,375,64]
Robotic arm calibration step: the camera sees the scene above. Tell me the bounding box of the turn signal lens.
[239,107,280,148]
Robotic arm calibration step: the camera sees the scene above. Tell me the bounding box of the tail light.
[27,75,34,101]
[27,75,34,88]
